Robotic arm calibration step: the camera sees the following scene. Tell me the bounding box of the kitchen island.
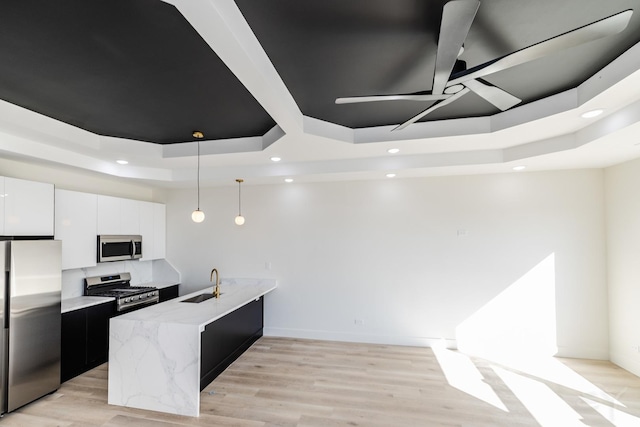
[107,278,276,417]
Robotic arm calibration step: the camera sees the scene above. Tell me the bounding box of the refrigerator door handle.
[3,272,8,329]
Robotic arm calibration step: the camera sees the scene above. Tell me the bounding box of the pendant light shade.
[192,132,205,223]
[235,178,245,226]
[192,209,205,223]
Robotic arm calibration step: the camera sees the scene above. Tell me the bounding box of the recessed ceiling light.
[386,173,396,178]
[581,109,604,119]
[284,178,294,183]
[387,148,400,154]
[513,165,526,171]
[270,156,281,162]
[116,160,128,165]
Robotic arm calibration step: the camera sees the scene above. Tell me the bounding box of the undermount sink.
[181,293,221,303]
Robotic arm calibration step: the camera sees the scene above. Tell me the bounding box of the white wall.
[605,157,640,376]
[166,169,608,358]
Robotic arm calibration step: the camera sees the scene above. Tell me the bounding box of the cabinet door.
[86,302,114,368]
[61,309,87,383]
[97,195,121,235]
[153,203,166,259]
[4,177,54,235]
[120,198,140,235]
[200,297,263,389]
[138,201,155,261]
[55,189,97,269]
[97,195,140,236]
[139,201,165,261]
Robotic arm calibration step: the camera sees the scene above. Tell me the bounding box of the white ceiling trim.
[1,0,639,186]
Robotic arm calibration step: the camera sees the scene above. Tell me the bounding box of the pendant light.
[234,178,245,226]
[191,131,205,223]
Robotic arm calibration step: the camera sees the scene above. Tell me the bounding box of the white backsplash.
[62,260,153,299]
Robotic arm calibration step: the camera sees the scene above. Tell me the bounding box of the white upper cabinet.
[153,202,166,259]
[56,192,166,269]
[97,195,140,235]
[3,177,54,236]
[120,198,140,235]
[139,201,166,261]
[139,201,154,261]
[96,196,165,261]
[55,189,97,270]
[96,195,121,235]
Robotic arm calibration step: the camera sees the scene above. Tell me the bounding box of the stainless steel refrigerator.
[1,240,61,414]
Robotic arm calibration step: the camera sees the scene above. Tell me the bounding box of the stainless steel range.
[84,272,159,312]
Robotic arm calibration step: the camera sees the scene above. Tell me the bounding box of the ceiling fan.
[335,1,633,131]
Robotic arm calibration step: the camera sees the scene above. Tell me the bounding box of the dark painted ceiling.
[0,0,275,144]
[1,0,639,144]
[237,0,640,128]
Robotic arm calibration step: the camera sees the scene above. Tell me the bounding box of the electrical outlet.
[632,345,640,353]
[354,318,364,326]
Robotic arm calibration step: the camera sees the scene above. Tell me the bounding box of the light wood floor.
[2,337,640,426]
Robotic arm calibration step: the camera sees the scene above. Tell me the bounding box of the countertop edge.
[110,281,277,329]
[62,296,115,313]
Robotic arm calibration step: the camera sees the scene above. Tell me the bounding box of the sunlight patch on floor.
[494,366,588,427]
[432,343,507,412]
[455,252,623,406]
[582,398,640,427]
[493,356,624,407]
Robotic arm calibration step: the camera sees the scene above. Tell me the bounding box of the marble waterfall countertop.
[112,278,275,330]
[108,278,276,417]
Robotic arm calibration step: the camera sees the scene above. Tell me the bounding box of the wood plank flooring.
[2,337,640,426]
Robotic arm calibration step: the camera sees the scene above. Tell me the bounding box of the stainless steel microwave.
[97,235,142,262]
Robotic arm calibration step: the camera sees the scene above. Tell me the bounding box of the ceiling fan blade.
[393,88,470,131]
[432,0,480,95]
[447,9,633,87]
[464,79,521,111]
[335,94,450,104]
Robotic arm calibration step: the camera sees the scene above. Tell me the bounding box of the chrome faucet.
[210,268,220,298]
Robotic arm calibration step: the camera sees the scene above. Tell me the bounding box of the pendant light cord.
[196,141,200,210]
[238,180,242,215]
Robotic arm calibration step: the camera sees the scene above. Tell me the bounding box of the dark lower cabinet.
[61,301,115,382]
[159,284,179,302]
[200,297,263,390]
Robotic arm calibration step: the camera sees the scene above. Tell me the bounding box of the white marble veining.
[108,278,276,417]
[109,320,200,416]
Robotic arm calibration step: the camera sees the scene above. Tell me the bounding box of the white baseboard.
[610,351,640,377]
[263,327,457,349]
[555,345,609,360]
